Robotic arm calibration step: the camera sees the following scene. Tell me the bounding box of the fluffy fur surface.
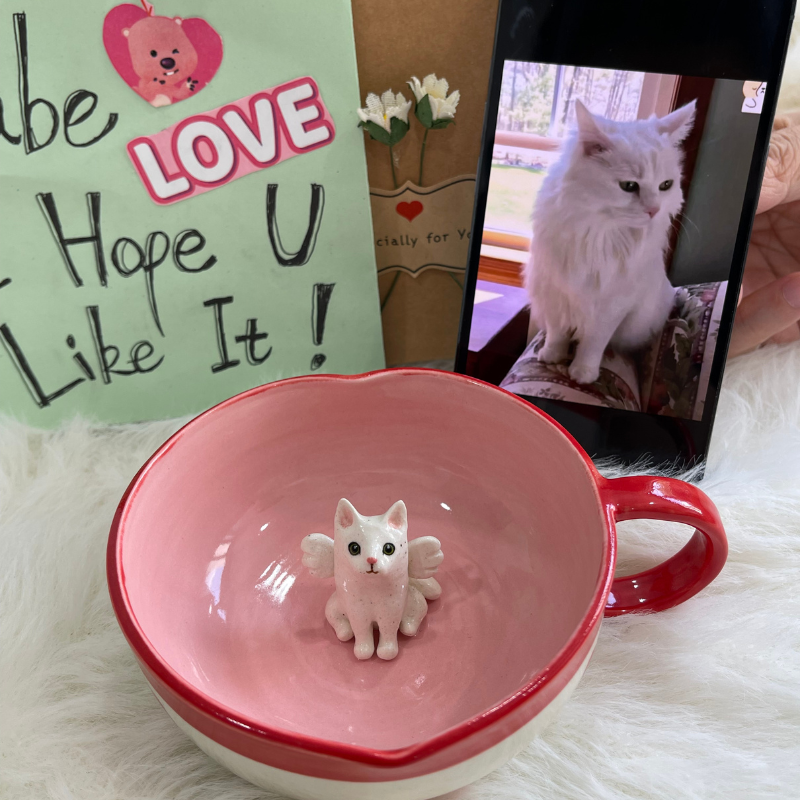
[2,341,800,800]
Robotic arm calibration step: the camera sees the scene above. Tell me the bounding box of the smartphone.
[454,0,796,471]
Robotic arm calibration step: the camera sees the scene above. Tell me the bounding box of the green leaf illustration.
[358,118,408,147]
[415,93,434,128]
[388,116,409,146]
[358,120,391,145]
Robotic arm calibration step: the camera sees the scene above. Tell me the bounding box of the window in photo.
[468,63,761,422]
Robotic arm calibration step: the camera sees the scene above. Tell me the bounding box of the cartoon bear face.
[123,15,198,89]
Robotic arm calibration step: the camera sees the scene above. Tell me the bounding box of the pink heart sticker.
[103,3,223,108]
[396,200,423,222]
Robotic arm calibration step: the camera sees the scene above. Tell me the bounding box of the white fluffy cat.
[524,98,696,385]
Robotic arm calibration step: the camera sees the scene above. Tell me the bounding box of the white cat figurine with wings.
[301,499,443,661]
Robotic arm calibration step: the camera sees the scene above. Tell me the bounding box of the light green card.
[0,0,384,426]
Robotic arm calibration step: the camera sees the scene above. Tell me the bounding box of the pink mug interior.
[118,371,608,751]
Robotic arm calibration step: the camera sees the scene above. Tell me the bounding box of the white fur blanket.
[1,341,799,800]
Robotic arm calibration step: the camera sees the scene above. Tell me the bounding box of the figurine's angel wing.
[301,534,335,579]
[408,536,443,579]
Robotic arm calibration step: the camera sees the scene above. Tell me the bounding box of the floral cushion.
[499,281,728,421]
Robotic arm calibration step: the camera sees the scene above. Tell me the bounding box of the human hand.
[729,110,800,357]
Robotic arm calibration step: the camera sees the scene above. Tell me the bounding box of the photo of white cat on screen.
[466,63,759,421]
[526,98,695,386]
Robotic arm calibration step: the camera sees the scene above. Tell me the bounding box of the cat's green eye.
[659,179,674,191]
[348,542,360,555]
[619,181,639,193]
[383,543,396,556]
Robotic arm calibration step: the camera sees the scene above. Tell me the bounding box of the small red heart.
[396,200,423,222]
[103,4,223,108]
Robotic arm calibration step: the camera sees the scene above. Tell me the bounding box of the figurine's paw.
[332,619,354,641]
[400,586,428,636]
[568,360,600,385]
[354,639,374,660]
[399,617,420,636]
[377,640,399,660]
[400,614,425,636]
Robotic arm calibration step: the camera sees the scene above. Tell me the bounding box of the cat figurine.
[525,97,696,385]
[300,499,443,661]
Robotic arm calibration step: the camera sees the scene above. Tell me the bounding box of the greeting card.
[0,1,383,425]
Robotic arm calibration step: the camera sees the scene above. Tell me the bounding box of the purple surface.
[468,280,529,352]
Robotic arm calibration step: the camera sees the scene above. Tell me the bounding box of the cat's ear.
[574,99,612,157]
[384,500,407,532]
[335,498,358,530]
[657,100,696,144]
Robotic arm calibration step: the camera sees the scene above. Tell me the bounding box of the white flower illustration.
[407,74,460,121]
[357,89,412,132]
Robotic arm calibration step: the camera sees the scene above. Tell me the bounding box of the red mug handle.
[600,476,728,616]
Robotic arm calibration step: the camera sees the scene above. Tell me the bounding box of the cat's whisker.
[674,211,700,237]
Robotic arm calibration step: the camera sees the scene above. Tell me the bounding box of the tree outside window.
[487,63,646,235]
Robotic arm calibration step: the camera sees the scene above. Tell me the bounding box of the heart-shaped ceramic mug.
[107,369,727,800]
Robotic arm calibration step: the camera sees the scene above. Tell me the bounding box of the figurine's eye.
[150,50,157,57]
[619,181,639,193]
[383,543,395,556]
[659,179,674,191]
[348,542,360,556]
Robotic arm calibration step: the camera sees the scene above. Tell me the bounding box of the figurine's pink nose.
[367,556,377,565]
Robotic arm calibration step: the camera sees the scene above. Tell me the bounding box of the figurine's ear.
[335,498,357,529]
[384,500,407,531]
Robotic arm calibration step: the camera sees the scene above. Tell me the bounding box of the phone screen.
[455,0,796,470]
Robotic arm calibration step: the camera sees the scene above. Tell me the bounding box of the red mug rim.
[106,368,617,769]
